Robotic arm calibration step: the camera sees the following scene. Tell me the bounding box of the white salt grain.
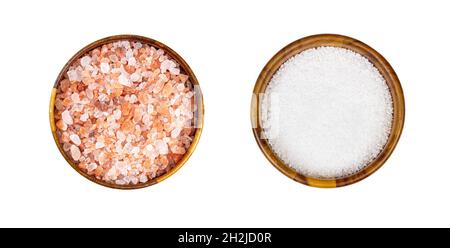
[61,110,73,125]
[80,56,92,68]
[100,62,110,74]
[118,73,131,86]
[261,47,393,179]
[69,134,81,146]
[70,145,81,161]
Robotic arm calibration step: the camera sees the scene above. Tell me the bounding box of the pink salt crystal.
[69,134,81,146]
[176,83,185,91]
[159,73,169,83]
[67,69,80,82]
[116,131,126,142]
[95,141,105,149]
[98,152,107,165]
[100,62,110,73]
[171,145,186,154]
[162,83,173,97]
[113,109,122,120]
[71,93,80,103]
[80,112,89,122]
[85,88,94,99]
[160,60,174,72]
[153,80,165,94]
[131,146,140,154]
[70,145,81,161]
[118,73,131,86]
[130,176,139,184]
[109,54,119,62]
[169,67,180,75]
[126,50,134,59]
[55,99,65,111]
[128,57,137,67]
[56,119,67,131]
[129,94,138,103]
[62,110,73,125]
[155,139,168,155]
[185,91,194,98]
[145,144,154,152]
[130,72,141,82]
[87,162,98,172]
[115,179,126,185]
[171,127,182,138]
[139,174,148,183]
[80,56,92,68]
[179,74,188,83]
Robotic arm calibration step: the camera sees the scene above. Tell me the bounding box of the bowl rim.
[251,33,405,188]
[49,34,204,189]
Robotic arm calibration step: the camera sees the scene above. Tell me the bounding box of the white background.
[0,0,449,227]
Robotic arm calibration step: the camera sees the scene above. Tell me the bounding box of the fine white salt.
[261,46,393,179]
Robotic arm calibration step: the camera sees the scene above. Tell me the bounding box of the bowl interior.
[251,34,404,188]
[50,35,203,189]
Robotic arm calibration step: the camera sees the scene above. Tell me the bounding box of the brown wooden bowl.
[49,35,204,189]
[251,34,405,188]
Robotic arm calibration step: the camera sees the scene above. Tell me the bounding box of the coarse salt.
[54,40,196,186]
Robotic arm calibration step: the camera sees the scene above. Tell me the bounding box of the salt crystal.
[155,139,168,155]
[95,141,105,149]
[100,62,110,73]
[115,179,126,185]
[171,127,182,138]
[113,109,122,120]
[80,56,92,68]
[70,145,81,161]
[176,83,185,91]
[61,110,73,125]
[261,46,393,179]
[125,49,134,59]
[118,73,131,86]
[129,94,138,103]
[67,69,80,82]
[116,131,126,142]
[139,174,148,183]
[169,67,180,75]
[130,176,138,185]
[80,112,89,122]
[128,57,137,67]
[71,93,80,103]
[145,144,154,151]
[87,162,98,172]
[131,146,140,154]
[160,60,175,72]
[69,134,81,146]
[130,72,141,82]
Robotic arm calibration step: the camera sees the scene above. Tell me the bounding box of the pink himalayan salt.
[54,40,196,186]
[61,110,73,125]
[70,145,81,161]
[69,134,81,146]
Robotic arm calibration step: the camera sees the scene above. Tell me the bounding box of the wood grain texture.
[251,34,405,188]
[49,35,204,189]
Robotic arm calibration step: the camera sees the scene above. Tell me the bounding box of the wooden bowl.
[49,35,204,189]
[251,34,405,188]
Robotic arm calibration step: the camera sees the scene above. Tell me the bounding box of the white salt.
[261,46,393,179]
[69,134,81,146]
[80,56,92,68]
[100,62,110,74]
[61,110,73,125]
